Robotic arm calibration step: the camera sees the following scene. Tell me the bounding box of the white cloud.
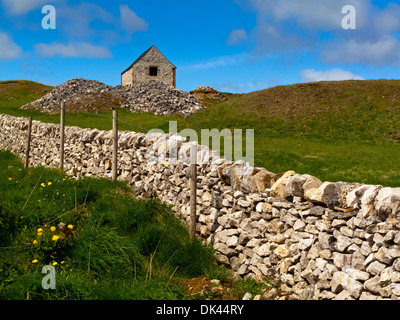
[0,32,23,60]
[235,0,400,67]
[57,2,115,39]
[227,29,248,45]
[35,42,113,58]
[181,54,248,70]
[2,0,61,14]
[372,3,400,35]
[321,36,400,66]
[301,68,364,83]
[250,21,304,57]
[233,0,345,57]
[243,0,369,30]
[119,5,149,33]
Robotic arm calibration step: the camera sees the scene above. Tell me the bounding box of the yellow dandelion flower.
[8,177,12,181]
[50,226,56,232]
[37,231,43,236]
[61,261,65,264]
[67,224,73,230]
[41,183,46,187]
[37,228,43,233]
[48,181,52,186]
[32,259,38,264]
[44,224,47,227]
[52,261,57,266]
[32,240,38,245]
[52,235,59,241]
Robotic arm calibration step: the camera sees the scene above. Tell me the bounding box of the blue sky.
[0,0,399,92]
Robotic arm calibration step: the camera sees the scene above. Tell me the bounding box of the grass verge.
[0,150,242,300]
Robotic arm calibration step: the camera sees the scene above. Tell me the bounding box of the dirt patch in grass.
[178,276,285,300]
[181,277,213,295]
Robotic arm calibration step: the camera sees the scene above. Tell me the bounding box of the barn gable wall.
[122,46,176,87]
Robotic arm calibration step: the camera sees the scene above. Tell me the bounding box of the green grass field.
[0,150,276,300]
[1,79,400,187]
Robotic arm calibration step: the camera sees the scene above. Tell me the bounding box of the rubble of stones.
[118,80,205,116]
[21,78,205,116]
[1,113,400,300]
[191,85,223,95]
[191,85,224,100]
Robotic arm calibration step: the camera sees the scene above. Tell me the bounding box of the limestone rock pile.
[117,81,205,116]
[21,78,205,116]
[192,85,219,93]
[21,78,116,113]
[191,85,224,100]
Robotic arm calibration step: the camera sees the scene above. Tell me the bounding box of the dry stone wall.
[1,113,400,300]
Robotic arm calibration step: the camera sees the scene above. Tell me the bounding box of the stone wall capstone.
[1,113,400,300]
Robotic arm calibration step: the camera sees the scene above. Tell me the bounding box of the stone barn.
[121,45,176,88]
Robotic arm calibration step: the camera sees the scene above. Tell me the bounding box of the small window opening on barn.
[149,66,158,76]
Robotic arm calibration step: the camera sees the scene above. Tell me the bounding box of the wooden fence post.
[24,116,32,168]
[60,101,65,171]
[189,163,197,241]
[189,142,198,241]
[112,108,118,181]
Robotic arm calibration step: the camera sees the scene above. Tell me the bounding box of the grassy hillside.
[228,80,400,141]
[0,79,399,187]
[0,80,52,116]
